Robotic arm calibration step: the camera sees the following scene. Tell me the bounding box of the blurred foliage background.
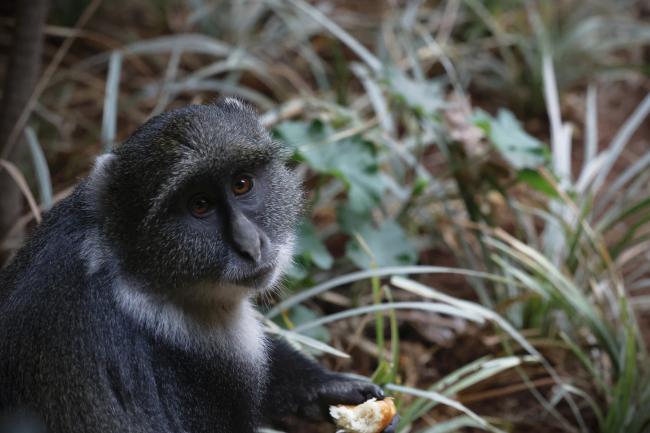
[1,0,650,432]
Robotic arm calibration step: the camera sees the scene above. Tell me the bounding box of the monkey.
[0,98,399,433]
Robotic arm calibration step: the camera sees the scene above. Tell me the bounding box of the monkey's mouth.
[229,265,276,290]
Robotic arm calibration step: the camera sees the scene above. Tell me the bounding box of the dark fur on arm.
[262,336,385,422]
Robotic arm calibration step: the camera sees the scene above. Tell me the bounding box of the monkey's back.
[0,190,263,433]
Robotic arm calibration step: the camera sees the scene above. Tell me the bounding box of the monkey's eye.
[188,195,213,218]
[231,174,254,196]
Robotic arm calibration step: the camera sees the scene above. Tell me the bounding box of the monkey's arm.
[262,336,398,432]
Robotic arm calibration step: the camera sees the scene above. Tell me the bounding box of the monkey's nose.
[230,210,263,263]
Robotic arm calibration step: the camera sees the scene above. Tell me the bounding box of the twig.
[0,160,41,223]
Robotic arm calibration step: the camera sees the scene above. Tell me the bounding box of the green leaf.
[472,109,492,134]
[272,119,331,151]
[275,120,383,213]
[474,108,548,169]
[517,169,559,198]
[412,176,429,197]
[346,220,417,269]
[294,219,333,270]
[301,136,384,213]
[337,203,371,234]
[386,69,444,116]
[285,261,309,281]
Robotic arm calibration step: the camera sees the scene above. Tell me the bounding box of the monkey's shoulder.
[0,253,263,432]
[1,189,91,288]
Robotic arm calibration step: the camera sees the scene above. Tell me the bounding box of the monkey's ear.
[216,96,257,113]
[86,152,117,201]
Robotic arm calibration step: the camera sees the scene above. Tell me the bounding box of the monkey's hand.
[300,374,399,433]
[263,338,398,431]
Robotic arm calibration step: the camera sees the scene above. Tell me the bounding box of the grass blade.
[264,324,350,358]
[23,127,52,210]
[266,265,513,319]
[292,302,484,333]
[101,50,122,152]
[387,383,503,432]
[591,93,650,192]
[285,0,382,72]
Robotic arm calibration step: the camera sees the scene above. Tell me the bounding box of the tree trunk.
[0,0,49,266]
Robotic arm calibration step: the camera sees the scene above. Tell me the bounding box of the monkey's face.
[100,100,302,301]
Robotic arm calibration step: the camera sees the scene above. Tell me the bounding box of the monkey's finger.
[361,383,385,401]
[321,381,386,407]
[319,381,370,405]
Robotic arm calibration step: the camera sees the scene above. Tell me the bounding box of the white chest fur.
[113,278,267,365]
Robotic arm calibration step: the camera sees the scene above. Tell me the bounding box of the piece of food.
[329,397,396,433]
